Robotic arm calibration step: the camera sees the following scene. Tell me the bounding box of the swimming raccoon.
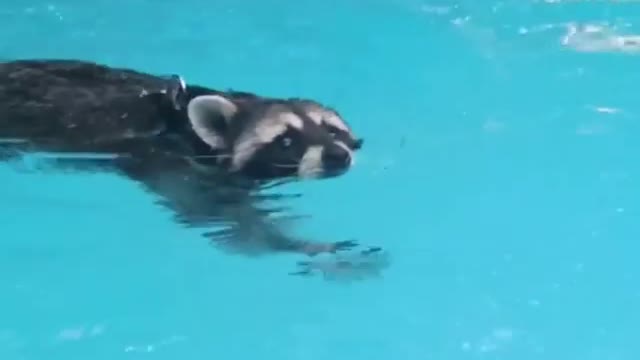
[0,59,369,259]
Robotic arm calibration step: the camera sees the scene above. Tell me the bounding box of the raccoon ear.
[187,95,238,149]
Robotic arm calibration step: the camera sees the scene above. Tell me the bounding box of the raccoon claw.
[288,261,313,276]
[361,246,383,255]
[301,240,358,257]
[330,240,359,253]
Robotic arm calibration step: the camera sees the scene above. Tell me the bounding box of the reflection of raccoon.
[0,59,369,259]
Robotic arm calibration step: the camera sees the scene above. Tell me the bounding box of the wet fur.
[0,59,361,257]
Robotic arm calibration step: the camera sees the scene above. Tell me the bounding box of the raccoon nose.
[323,145,351,169]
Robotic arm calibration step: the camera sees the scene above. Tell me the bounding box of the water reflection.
[3,152,389,281]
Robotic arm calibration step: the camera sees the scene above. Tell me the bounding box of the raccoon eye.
[281,136,292,148]
[328,129,337,138]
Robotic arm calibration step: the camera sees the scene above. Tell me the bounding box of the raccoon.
[0,59,368,258]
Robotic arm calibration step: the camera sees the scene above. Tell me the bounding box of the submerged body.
[0,59,372,262]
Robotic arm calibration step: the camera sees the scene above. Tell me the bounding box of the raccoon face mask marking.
[186,94,362,182]
[231,103,359,181]
[289,99,364,152]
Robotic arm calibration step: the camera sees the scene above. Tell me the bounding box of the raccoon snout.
[322,144,352,169]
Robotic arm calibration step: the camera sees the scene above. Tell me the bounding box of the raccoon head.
[186,94,363,181]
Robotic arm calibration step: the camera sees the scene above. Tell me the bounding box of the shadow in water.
[1,149,390,282]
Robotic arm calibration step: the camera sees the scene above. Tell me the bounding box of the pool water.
[2,1,640,359]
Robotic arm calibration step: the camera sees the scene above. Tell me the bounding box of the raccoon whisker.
[273,163,299,169]
[259,178,297,190]
[297,167,325,178]
[186,154,232,160]
[302,168,323,174]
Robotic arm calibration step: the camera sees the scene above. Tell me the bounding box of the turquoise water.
[2,0,640,359]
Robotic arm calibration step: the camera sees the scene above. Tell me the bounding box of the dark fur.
[0,59,361,257]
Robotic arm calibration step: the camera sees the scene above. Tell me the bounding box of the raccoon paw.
[287,246,391,282]
[360,246,383,255]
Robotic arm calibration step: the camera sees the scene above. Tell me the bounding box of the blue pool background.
[2,0,640,359]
